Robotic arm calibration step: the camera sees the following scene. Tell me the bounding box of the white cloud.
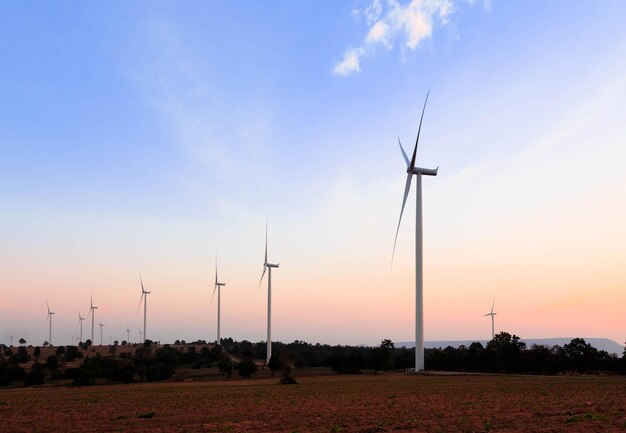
[365,20,391,45]
[365,0,383,24]
[334,0,462,76]
[333,48,364,76]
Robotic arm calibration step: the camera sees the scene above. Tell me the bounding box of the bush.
[66,366,96,386]
[237,358,258,378]
[24,365,45,386]
[218,357,233,378]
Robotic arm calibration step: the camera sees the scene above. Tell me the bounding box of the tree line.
[1,332,624,387]
[221,333,626,375]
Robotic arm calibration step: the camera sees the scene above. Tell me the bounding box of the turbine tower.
[484,300,497,340]
[87,293,98,342]
[258,219,279,364]
[392,91,438,372]
[77,310,85,343]
[126,323,131,344]
[137,276,150,342]
[98,322,104,346]
[44,302,54,345]
[211,258,226,346]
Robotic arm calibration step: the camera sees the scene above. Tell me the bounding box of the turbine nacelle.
[409,166,439,176]
[265,263,280,268]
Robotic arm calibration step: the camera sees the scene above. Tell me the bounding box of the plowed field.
[1,374,625,432]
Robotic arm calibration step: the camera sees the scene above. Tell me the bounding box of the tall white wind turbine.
[484,300,497,340]
[77,310,85,343]
[44,302,54,345]
[258,220,279,364]
[87,293,98,342]
[211,258,226,346]
[137,275,150,342]
[98,322,104,345]
[126,323,131,344]
[392,91,438,372]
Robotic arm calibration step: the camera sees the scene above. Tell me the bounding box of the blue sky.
[1,1,625,346]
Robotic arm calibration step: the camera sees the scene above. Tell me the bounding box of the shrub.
[237,358,258,378]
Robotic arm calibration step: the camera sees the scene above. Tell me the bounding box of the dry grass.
[1,373,625,432]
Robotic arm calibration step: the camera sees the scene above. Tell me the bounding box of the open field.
[1,374,626,433]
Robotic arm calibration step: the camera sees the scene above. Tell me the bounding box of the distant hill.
[394,338,624,355]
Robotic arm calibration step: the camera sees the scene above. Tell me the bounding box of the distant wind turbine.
[77,310,85,343]
[98,322,105,345]
[87,293,98,342]
[392,90,438,372]
[44,302,54,345]
[137,275,150,342]
[212,258,226,346]
[484,300,497,340]
[126,323,131,344]
[258,219,279,364]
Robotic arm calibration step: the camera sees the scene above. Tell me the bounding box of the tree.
[19,338,26,346]
[563,338,598,372]
[486,332,526,373]
[218,357,233,378]
[65,346,82,362]
[268,354,281,376]
[33,346,41,361]
[238,358,258,378]
[45,355,59,370]
[24,363,45,386]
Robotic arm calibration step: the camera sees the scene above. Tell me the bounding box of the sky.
[1,1,625,347]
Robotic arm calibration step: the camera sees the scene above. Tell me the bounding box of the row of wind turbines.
[44,287,148,347]
[36,91,499,371]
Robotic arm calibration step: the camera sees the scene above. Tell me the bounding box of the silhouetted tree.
[218,357,233,378]
[237,357,258,378]
[19,338,26,346]
[268,354,281,376]
[33,346,41,361]
[486,332,526,373]
[24,363,45,386]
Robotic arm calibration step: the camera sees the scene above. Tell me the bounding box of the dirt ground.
[1,373,625,433]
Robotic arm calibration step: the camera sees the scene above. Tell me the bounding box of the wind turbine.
[44,302,54,345]
[137,275,150,342]
[98,322,104,345]
[392,90,438,372]
[87,293,98,343]
[484,299,497,340]
[126,323,131,344]
[211,258,226,346]
[258,219,279,364]
[77,310,85,343]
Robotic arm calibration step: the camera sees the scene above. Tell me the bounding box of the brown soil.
[1,373,625,432]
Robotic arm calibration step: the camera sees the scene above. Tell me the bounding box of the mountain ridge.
[392,338,624,355]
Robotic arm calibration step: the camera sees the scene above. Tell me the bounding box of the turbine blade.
[265,218,268,264]
[398,137,410,167]
[491,298,494,314]
[136,292,144,313]
[140,274,145,293]
[258,266,267,290]
[410,90,430,170]
[215,257,218,285]
[47,301,50,315]
[391,172,413,267]
[44,313,49,327]
[210,284,217,305]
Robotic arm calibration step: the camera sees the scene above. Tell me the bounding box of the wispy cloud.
[334,0,464,76]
